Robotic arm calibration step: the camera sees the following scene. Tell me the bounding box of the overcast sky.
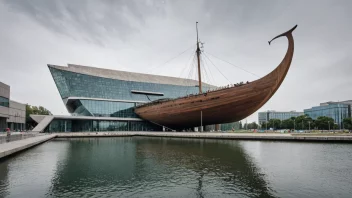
[0,0,351,123]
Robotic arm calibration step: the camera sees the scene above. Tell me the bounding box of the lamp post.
[273,122,275,131]
[246,119,248,130]
[308,121,311,131]
[341,120,343,130]
[328,121,330,131]
[280,120,282,129]
[294,118,296,131]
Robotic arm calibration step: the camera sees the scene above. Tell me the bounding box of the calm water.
[0,137,352,198]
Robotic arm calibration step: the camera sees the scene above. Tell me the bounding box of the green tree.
[261,122,267,130]
[281,119,294,129]
[252,122,258,129]
[293,115,314,130]
[243,123,247,130]
[268,119,281,129]
[247,122,258,129]
[343,118,352,130]
[26,104,52,129]
[314,116,335,130]
[333,123,339,130]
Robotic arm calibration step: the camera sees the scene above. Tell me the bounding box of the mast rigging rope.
[146,44,196,74]
[204,52,260,77]
[203,53,232,84]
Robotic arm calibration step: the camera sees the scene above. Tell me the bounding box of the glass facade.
[80,100,137,118]
[45,119,162,132]
[258,111,304,124]
[49,67,207,101]
[220,122,240,131]
[258,112,267,124]
[0,96,9,107]
[7,122,25,131]
[304,103,351,127]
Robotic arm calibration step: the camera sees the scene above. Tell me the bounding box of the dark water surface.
[0,137,352,198]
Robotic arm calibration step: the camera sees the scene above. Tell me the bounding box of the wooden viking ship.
[135,24,297,129]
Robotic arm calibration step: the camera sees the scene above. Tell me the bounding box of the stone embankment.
[56,132,352,142]
[1,132,352,159]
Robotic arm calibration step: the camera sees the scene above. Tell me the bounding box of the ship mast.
[196,22,202,93]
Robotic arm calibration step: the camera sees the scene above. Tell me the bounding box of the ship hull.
[135,25,297,129]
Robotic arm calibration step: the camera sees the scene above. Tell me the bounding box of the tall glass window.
[80,100,137,118]
[45,119,162,132]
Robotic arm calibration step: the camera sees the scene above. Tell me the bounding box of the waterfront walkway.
[1,132,352,159]
[0,134,56,159]
[0,132,39,144]
[56,132,352,141]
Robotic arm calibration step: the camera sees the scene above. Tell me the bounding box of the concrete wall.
[8,100,26,123]
[8,100,26,131]
[0,82,10,130]
[0,81,10,99]
[0,82,26,131]
[0,106,9,118]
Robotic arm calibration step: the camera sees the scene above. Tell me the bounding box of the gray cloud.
[4,0,166,45]
[0,0,351,122]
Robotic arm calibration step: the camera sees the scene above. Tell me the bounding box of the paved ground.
[0,134,56,159]
[0,132,40,144]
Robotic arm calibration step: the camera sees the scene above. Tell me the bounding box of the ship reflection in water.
[1,137,352,197]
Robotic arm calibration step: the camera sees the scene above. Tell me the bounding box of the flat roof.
[30,114,144,122]
[48,64,216,87]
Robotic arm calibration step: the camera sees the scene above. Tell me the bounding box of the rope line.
[179,50,197,79]
[203,53,232,84]
[147,44,196,73]
[204,51,260,77]
[201,54,216,85]
[180,53,197,86]
[200,55,213,89]
[186,58,197,94]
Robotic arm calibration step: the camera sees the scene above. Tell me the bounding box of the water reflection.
[49,138,137,197]
[3,138,351,197]
[0,140,70,198]
[134,137,275,197]
[47,137,274,197]
[0,160,9,198]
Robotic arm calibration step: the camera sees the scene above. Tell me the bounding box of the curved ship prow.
[135,25,297,129]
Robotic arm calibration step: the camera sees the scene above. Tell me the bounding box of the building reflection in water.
[0,159,10,198]
[134,137,275,197]
[48,137,275,197]
[0,140,70,197]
